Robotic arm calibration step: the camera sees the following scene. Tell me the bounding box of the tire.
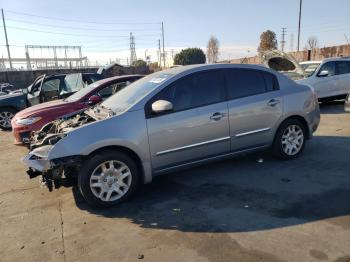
[272,119,306,160]
[78,150,139,208]
[0,107,17,130]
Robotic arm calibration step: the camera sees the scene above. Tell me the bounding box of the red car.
[11,75,143,144]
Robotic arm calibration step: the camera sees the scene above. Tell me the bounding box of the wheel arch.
[0,106,19,112]
[276,115,310,139]
[86,145,147,184]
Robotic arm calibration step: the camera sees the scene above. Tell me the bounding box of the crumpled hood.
[15,99,73,119]
[260,50,307,79]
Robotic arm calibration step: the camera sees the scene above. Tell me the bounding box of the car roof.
[160,63,276,75]
[95,74,144,85]
[322,57,350,62]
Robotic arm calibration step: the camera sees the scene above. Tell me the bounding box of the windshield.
[101,72,173,112]
[300,63,321,76]
[65,81,99,102]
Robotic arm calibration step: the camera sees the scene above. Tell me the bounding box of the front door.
[224,69,283,151]
[313,61,336,98]
[146,70,230,172]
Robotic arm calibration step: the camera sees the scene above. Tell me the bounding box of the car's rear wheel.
[78,150,139,208]
[0,107,16,130]
[272,119,306,160]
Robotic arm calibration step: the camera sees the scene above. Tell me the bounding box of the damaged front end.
[23,145,82,191]
[24,106,113,191]
[30,111,95,150]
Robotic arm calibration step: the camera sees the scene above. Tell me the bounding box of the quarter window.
[225,69,271,99]
[335,61,350,75]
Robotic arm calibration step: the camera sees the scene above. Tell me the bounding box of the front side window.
[225,69,268,99]
[318,62,335,77]
[335,61,350,75]
[151,70,225,113]
[41,79,60,92]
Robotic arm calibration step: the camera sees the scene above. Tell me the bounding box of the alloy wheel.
[281,124,304,156]
[89,160,132,202]
[0,111,14,129]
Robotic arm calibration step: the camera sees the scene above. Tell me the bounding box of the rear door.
[146,69,230,171]
[335,61,350,95]
[225,69,283,151]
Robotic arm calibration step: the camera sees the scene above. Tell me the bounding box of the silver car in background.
[23,64,320,208]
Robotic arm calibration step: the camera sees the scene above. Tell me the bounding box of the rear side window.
[335,61,350,75]
[225,69,276,99]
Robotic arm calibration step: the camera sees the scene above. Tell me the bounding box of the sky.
[0,0,349,67]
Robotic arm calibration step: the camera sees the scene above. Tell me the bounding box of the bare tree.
[305,36,318,50]
[206,36,219,63]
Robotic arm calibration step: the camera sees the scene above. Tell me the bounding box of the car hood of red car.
[15,99,78,119]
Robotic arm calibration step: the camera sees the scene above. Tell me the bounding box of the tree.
[173,48,206,65]
[132,59,147,67]
[305,36,318,50]
[258,30,278,53]
[207,36,219,63]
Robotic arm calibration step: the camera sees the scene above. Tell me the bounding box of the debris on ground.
[138,254,144,259]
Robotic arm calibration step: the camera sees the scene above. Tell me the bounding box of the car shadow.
[319,100,346,114]
[72,135,350,233]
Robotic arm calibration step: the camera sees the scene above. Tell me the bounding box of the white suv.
[297,57,350,101]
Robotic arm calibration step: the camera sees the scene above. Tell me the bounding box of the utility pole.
[161,22,165,67]
[280,27,287,52]
[1,9,13,70]
[297,0,302,51]
[158,39,161,67]
[129,32,137,65]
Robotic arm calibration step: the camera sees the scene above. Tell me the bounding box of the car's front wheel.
[78,150,139,208]
[272,119,306,160]
[0,107,16,130]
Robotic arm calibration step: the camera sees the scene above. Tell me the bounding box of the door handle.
[267,99,280,107]
[210,112,225,121]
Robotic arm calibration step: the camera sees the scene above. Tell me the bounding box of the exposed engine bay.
[26,105,114,191]
[30,105,113,150]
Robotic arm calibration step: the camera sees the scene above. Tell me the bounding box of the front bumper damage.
[22,146,82,191]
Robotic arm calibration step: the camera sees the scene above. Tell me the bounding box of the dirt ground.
[1,101,350,262]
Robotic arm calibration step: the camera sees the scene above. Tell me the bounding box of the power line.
[6,25,160,38]
[5,10,161,25]
[6,18,162,32]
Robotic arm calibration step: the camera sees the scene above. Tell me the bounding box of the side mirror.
[152,100,173,113]
[88,94,102,105]
[318,70,329,77]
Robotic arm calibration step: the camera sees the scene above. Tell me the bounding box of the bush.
[173,48,206,65]
[132,59,147,67]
